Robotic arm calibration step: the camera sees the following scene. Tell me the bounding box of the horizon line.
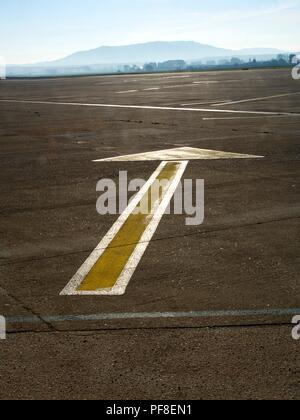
[5,40,299,67]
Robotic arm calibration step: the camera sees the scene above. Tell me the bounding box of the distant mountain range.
[41,41,285,67]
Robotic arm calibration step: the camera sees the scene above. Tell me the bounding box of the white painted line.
[141,83,218,91]
[143,87,160,91]
[116,90,138,94]
[122,76,191,83]
[181,100,231,106]
[61,161,188,296]
[212,92,300,107]
[166,84,195,89]
[2,99,300,117]
[7,308,300,325]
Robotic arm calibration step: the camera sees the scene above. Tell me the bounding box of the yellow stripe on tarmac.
[78,162,181,292]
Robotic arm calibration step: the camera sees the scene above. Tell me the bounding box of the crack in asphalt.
[4,321,294,336]
[0,214,299,267]
[0,284,56,333]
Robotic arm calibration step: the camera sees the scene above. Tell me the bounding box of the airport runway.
[0,68,299,399]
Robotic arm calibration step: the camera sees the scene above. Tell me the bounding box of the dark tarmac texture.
[0,68,299,400]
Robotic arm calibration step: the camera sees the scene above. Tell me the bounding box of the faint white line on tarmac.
[181,100,231,106]
[127,82,219,92]
[123,75,191,82]
[2,99,300,117]
[165,83,202,89]
[203,115,300,120]
[116,90,139,94]
[6,308,300,325]
[212,92,300,107]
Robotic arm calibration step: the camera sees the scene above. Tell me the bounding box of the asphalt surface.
[0,68,299,400]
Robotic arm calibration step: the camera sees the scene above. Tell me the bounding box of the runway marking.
[93,147,263,162]
[116,90,139,94]
[181,100,231,106]
[212,91,300,107]
[2,99,300,117]
[165,83,213,89]
[203,115,300,121]
[61,161,188,296]
[117,82,218,93]
[62,147,262,297]
[6,308,300,325]
[123,75,191,82]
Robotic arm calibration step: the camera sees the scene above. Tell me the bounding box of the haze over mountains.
[42,41,285,67]
[6,41,291,77]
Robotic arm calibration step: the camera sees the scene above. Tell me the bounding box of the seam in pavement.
[0,215,299,267]
[4,321,294,336]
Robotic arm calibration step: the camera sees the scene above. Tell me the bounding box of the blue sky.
[1,0,300,64]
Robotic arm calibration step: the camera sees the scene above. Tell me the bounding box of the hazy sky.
[1,0,300,64]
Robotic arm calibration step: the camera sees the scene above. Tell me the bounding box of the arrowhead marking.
[93,147,264,162]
